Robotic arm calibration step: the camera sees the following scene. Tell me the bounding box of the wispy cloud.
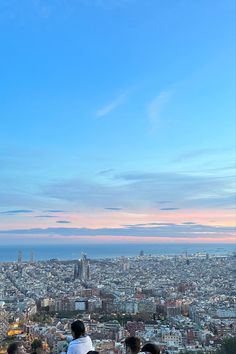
[96,92,129,117]
[105,207,122,211]
[56,220,71,224]
[98,169,115,175]
[44,210,65,213]
[148,90,171,132]
[42,170,235,210]
[36,215,57,218]
[0,209,33,215]
[0,223,234,240]
[160,207,179,211]
[173,147,233,163]
[182,222,196,225]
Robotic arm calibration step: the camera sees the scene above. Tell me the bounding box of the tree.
[31,339,43,353]
[216,337,236,354]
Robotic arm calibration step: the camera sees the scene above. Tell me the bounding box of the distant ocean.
[0,243,235,262]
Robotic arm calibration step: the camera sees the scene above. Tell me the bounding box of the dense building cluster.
[0,253,235,353]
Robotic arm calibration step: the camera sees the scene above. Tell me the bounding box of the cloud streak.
[41,170,235,211]
[98,169,115,175]
[96,92,128,117]
[148,90,170,132]
[0,222,234,240]
[173,147,233,163]
[56,220,71,224]
[44,210,65,213]
[0,209,33,215]
[36,215,57,218]
[105,207,122,211]
[160,208,180,211]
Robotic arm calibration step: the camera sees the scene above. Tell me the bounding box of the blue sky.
[0,0,235,245]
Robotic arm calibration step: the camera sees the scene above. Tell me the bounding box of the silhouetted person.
[67,320,93,354]
[141,343,160,354]
[7,342,27,354]
[125,337,141,354]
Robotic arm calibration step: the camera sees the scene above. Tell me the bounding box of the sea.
[0,243,235,262]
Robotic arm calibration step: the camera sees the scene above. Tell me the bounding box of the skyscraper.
[17,250,23,263]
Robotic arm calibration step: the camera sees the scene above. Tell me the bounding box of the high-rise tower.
[17,250,23,263]
[30,250,34,263]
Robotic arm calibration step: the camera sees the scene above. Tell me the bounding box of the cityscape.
[0,0,235,353]
[0,251,235,353]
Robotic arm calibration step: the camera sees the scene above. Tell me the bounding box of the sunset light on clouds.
[0,0,235,246]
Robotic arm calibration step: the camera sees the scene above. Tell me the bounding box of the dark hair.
[7,342,21,354]
[87,351,99,354]
[125,337,141,354]
[141,343,160,354]
[71,320,86,339]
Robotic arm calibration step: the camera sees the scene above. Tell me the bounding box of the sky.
[0,0,235,245]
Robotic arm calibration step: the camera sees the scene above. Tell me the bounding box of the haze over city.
[0,0,235,246]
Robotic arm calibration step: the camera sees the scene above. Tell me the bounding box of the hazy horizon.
[0,242,234,263]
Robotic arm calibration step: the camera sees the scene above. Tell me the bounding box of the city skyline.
[0,0,235,245]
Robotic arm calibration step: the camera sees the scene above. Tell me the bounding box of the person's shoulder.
[66,335,74,342]
[79,335,92,343]
[67,342,79,354]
